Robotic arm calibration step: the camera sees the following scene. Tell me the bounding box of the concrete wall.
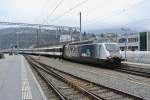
[121,51,150,64]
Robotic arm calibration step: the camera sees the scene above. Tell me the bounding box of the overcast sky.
[0,0,150,32]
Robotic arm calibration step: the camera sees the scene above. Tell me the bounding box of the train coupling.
[107,56,121,63]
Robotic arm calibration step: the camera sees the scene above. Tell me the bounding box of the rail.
[26,55,144,100]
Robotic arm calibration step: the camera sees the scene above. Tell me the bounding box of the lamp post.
[37,25,41,60]
[16,31,22,54]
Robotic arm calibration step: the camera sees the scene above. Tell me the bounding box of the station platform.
[122,61,150,69]
[0,54,46,100]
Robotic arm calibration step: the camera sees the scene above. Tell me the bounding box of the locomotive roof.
[68,40,117,45]
[68,40,94,45]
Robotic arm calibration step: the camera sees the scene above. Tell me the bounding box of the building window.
[128,37,138,43]
[119,38,127,43]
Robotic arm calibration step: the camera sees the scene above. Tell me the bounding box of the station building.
[117,32,150,51]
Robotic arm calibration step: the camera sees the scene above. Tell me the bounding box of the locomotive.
[63,41,122,64]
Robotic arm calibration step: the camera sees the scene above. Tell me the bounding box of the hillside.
[0,27,60,49]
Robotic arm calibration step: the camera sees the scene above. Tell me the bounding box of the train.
[11,40,123,65]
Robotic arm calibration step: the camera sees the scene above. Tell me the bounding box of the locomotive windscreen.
[105,44,120,52]
[81,44,96,58]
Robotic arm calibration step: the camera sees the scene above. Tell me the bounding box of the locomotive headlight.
[107,56,112,59]
[107,56,112,60]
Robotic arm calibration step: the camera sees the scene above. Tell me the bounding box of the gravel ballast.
[31,56,150,100]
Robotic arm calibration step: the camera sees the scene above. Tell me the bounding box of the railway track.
[26,56,101,100]
[114,64,150,78]
[25,55,144,100]
[30,65,60,100]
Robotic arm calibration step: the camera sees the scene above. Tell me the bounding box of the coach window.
[99,45,101,56]
[57,48,59,52]
[60,48,62,52]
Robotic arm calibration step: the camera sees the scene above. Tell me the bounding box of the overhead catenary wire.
[42,0,64,24]
[49,0,89,23]
[37,0,64,46]
[32,0,51,23]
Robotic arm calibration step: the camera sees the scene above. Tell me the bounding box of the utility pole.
[17,33,19,49]
[79,12,82,41]
[36,25,41,47]
[56,28,58,39]
[121,28,129,61]
[69,27,72,42]
[36,29,39,47]
[37,25,41,60]
[16,31,20,54]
